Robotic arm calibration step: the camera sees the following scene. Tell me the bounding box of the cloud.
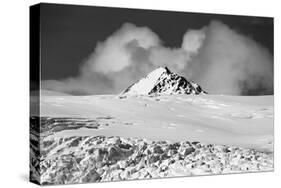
[42,23,161,95]
[184,21,273,95]
[149,47,189,71]
[42,21,273,95]
[81,23,161,74]
[182,28,206,54]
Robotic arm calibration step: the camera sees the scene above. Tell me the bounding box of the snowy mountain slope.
[34,94,274,152]
[122,67,206,95]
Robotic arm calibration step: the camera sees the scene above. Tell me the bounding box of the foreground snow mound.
[30,134,273,185]
[122,67,206,95]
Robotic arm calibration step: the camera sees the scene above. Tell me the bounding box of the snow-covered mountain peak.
[122,67,206,96]
[145,67,168,83]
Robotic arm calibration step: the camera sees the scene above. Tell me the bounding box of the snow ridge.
[123,67,206,95]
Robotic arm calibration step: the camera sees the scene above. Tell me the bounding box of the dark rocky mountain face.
[123,67,206,95]
[148,67,206,95]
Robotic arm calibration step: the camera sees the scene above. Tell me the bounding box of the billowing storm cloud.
[42,21,273,95]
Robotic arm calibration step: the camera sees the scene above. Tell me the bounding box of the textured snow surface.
[30,134,273,185]
[30,94,274,185]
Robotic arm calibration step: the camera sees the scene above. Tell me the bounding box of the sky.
[38,3,273,95]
